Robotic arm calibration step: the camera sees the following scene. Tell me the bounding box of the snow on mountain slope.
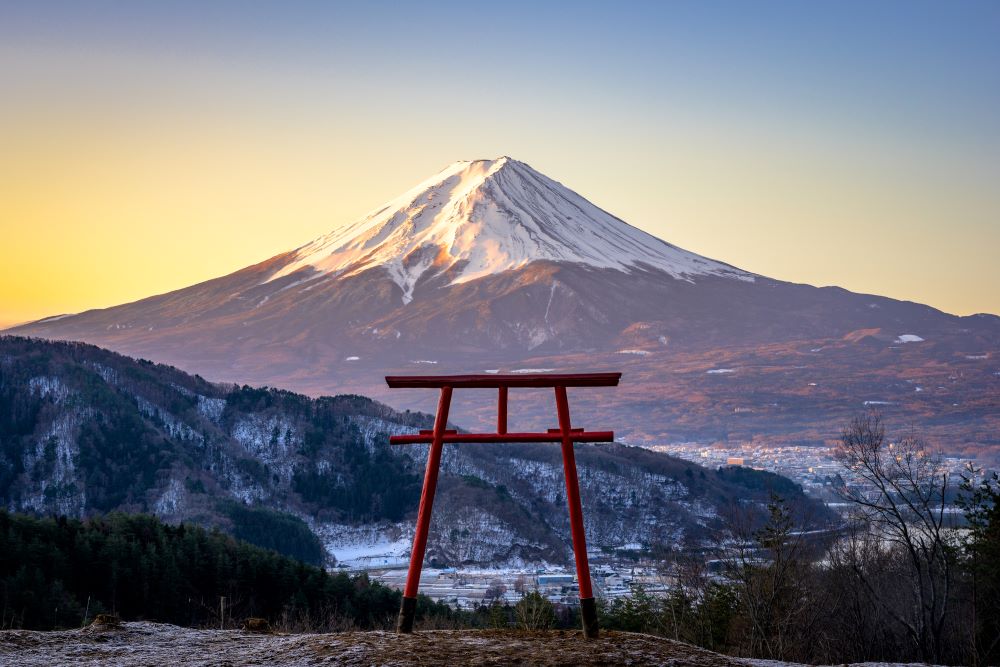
[270,157,753,302]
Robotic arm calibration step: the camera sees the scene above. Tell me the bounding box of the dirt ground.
[2,622,937,666]
[0,622,754,666]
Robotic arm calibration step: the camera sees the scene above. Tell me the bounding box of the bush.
[514,591,556,630]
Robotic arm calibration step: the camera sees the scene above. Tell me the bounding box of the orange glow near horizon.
[2,3,998,326]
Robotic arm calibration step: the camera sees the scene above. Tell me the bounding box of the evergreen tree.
[0,511,454,630]
[959,470,1000,664]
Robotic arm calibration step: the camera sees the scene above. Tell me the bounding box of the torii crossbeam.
[386,372,621,639]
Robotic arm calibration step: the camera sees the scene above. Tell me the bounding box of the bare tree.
[514,591,556,630]
[725,493,816,661]
[835,411,957,663]
[822,525,899,662]
[483,579,507,604]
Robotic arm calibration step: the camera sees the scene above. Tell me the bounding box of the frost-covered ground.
[0,622,941,666]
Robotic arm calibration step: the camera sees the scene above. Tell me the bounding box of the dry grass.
[0,621,751,666]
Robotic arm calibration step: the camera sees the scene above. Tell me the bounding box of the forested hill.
[0,336,834,566]
[0,510,455,630]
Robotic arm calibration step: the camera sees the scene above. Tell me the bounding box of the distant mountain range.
[0,336,830,566]
[8,157,999,460]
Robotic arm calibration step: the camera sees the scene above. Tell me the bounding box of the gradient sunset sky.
[2,1,998,328]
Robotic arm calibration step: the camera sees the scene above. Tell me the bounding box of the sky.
[1,1,998,327]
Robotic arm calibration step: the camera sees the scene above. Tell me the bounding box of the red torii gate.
[386,372,621,639]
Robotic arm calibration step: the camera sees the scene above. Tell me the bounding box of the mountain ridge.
[0,335,830,566]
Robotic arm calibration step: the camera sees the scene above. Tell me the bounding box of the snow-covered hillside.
[1,337,833,569]
[270,157,753,302]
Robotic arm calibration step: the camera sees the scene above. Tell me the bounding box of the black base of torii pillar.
[385,372,621,639]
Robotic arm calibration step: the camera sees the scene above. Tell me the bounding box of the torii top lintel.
[384,372,621,389]
[385,372,621,445]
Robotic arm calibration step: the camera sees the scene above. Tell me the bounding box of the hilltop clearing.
[0,622,934,667]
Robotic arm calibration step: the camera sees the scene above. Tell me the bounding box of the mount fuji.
[9,157,999,455]
[267,157,752,303]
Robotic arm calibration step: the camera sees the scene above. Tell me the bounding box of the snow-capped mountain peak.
[270,157,752,303]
